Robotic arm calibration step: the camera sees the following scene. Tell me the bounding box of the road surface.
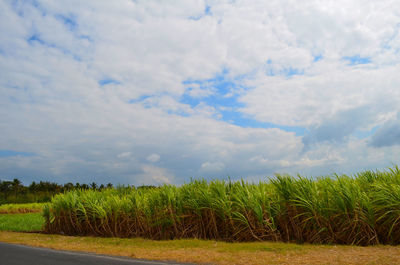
[0,242,189,265]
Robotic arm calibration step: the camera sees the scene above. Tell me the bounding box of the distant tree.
[63,182,74,191]
[90,182,98,190]
[29,181,38,192]
[0,180,12,193]
[137,185,156,190]
[0,178,118,203]
[12,178,22,199]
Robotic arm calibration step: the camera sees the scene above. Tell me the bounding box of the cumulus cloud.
[140,165,173,185]
[302,106,375,148]
[370,113,400,147]
[200,161,225,172]
[1,0,400,185]
[118,152,132,159]
[147,153,160,163]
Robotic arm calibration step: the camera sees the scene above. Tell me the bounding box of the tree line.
[0,178,114,204]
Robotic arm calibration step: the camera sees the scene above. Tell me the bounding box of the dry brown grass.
[1,231,400,264]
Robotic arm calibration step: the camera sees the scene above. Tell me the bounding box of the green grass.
[0,213,44,232]
[0,203,45,214]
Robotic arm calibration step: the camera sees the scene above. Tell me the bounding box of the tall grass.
[0,203,45,214]
[44,167,400,245]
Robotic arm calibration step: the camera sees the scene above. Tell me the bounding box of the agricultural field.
[0,202,45,214]
[2,168,400,264]
[0,203,45,232]
[43,167,400,245]
[0,213,44,232]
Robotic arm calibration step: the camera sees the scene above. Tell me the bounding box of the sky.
[1,0,400,185]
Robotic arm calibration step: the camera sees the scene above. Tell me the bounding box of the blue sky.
[180,70,306,134]
[1,0,400,185]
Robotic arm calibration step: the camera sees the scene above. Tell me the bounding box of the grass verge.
[1,231,400,265]
[0,213,44,232]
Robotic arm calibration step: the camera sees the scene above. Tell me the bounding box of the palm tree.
[90,182,98,190]
[12,178,22,200]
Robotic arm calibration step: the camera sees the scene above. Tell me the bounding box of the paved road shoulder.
[0,242,187,265]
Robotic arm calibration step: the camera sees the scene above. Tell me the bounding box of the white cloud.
[239,65,400,127]
[118,152,132,159]
[140,165,173,185]
[186,83,215,98]
[200,161,225,172]
[146,153,160,163]
[1,0,400,185]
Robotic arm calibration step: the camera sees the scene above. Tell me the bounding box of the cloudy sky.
[1,0,400,185]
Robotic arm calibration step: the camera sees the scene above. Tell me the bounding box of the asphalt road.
[0,242,189,265]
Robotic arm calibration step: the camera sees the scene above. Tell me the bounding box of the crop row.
[44,167,400,245]
[0,203,45,214]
